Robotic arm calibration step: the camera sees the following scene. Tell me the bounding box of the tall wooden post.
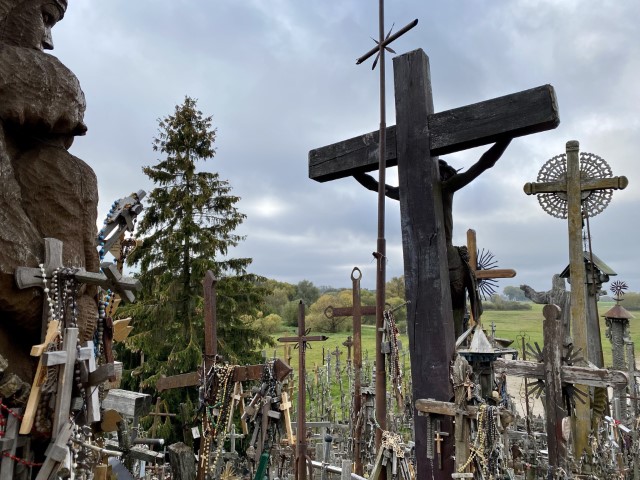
[566,141,591,457]
[542,304,569,474]
[202,271,218,372]
[394,50,456,478]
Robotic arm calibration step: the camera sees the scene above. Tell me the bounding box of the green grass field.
[274,302,640,373]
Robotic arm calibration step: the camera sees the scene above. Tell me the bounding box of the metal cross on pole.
[278,302,327,480]
[356,4,418,458]
[324,266,376,475]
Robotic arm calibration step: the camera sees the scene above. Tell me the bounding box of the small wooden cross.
[45,327,79,440]
[280,391,295,446]
[342,336,354,363]
[433,419,450,470]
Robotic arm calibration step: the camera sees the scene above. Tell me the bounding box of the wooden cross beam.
[323,266,374,475]
[278,301,327,480]
[466,229,516,283]
[155,358,292,392]
[309,84,558,182]
[523,141,628,456]
[75,262,141,304]
[15,238,142,305]
[493,304,628,473]
[309,49,560,480]
[0,407,23,480]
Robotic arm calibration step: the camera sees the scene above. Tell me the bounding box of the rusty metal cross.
[277,302,327,480]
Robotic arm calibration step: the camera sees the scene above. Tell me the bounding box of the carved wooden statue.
[521,274,572,347]
[0,0,99,390]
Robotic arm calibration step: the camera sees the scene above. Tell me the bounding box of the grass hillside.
[274,301,638,373]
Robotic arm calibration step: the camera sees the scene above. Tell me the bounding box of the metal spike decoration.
[563,345,583,366]
[476,248,499,299]
[610,280,628,303]
[526,342,544,363]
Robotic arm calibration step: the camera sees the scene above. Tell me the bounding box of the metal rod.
[374,0,387,457]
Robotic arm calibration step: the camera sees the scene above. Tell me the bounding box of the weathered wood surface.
[202,271,217,369]
[20,320,60,434]
[52,328,78,440]
[155,358,292,392]
[542,304,568,473]
[0,408,22,480]
[168,442,196,480]
[524,176,628,194]
[35,422,74,480]
[394,49,456,479]
[493,358,628,387]
[102,389,152,419]
[309,84,559,182]
[415,398,514,424]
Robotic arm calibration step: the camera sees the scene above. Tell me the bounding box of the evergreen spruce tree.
[121,97,273,397]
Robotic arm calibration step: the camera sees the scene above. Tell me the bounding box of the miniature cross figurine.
[434,420,450,470]
[331,346,343,379]
[343,336,353,367]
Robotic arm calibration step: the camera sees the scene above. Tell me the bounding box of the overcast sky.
[51,1,639,294]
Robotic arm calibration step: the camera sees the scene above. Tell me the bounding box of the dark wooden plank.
[542,304,567,474]
[414,398,514,424]
[156,372,200,392]
[327,306,377,317]
[493,358,628,387]
[428,84,559,156]
[394,49,455,479]
[309,84,559,182]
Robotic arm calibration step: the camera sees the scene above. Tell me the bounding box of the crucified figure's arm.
[443,139,511,192]
[352,172,399,200]
[353,139,511,198]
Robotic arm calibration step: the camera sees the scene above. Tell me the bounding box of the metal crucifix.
[277,301,327,480]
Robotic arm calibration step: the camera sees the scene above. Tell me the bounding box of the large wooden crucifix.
[523,140,628,456]
[309,49,559,479]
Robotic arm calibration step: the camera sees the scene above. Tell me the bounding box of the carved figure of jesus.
[354,139,511,338]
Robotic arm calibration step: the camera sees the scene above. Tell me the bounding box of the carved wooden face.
[0,1,65,50]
